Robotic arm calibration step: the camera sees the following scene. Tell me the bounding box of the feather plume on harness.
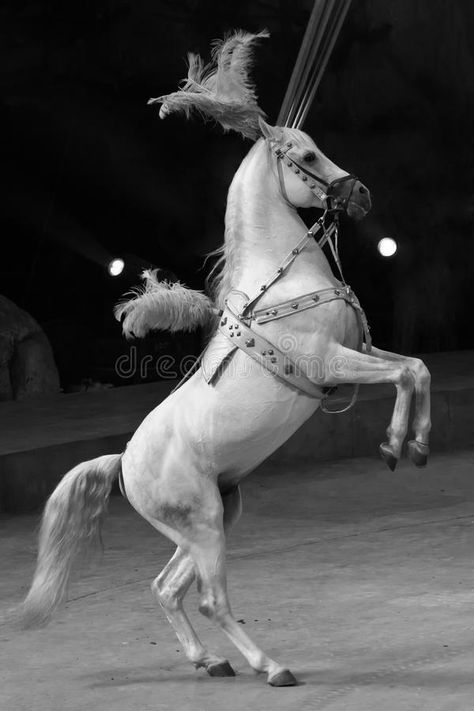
[148,29,269,139]
[114,270,215,339]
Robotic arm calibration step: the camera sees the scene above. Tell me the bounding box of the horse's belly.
[123,357,319,488]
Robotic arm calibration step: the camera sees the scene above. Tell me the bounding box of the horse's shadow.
[80,660,474,691]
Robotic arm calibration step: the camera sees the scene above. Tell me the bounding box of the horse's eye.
[304,151,316,163]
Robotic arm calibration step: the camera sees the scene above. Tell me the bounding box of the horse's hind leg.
[363,345,431,466]
[190,508,297,686]
[151,486,242,676]
[152,547,234,674]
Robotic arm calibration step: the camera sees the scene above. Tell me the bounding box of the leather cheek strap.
[274,141,358,211]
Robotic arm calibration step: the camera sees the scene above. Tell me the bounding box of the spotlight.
[377,237,397,257]
[107,258,125,276]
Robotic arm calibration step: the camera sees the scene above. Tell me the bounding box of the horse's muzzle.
[327,176,371,221]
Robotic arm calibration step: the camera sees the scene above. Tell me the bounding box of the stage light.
[107,258,125,276]
[377,237,397,257]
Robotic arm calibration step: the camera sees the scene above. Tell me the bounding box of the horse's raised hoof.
[379,443,398,471]
[407,440,429,467]
[268,669,298,687]
[207,660,236,677]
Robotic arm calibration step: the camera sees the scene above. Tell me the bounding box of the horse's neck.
[221,145,336,304]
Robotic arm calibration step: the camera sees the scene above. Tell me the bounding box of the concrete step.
[1,351,473,513]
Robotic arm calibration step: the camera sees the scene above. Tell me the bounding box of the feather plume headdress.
[114,270,215,339]
[148,29,269,139]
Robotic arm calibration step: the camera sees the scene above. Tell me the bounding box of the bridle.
[273,140,360,215]
[175,137,372,415]
[268,137,365,290]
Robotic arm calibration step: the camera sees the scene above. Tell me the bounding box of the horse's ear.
[258,117,284,143]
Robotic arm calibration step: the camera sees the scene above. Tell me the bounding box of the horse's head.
[259,119,371,220]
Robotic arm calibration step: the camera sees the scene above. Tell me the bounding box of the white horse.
[17,32,431,688]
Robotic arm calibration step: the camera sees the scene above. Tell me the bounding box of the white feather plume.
[148,29,269,139]
[114,270,215,338]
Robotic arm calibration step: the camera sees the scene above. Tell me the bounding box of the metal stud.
[230,332,234,337]
[220,317,227,326]
[271,357,277,363]
[335,289,341,296]
[277,267,283,274]
[286,160,293,167]
[292,303,299,309]
[260,285,266,291]
[309,183,316,189]
[245,338,255,347]
[312,295,320,302]
[268,349,274,355]
[271,309,278,316]
[294,168,300,174]
[261,350,266,356]
[292,248,299,255]
[236,331,241,337]
[302,176,308,182]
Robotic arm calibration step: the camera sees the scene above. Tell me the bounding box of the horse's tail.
[17,453,122,629]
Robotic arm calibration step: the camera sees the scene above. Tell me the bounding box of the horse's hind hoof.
[268,669,298,687]
[408,440,429,467]
[379,443,398,471]
[207,660,236,677]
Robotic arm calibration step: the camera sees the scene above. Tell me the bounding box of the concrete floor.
[2,449,474,710]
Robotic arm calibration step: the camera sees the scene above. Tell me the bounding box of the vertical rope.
[293,0,352,128]
[277,0,353,129]
[277,0,329,126]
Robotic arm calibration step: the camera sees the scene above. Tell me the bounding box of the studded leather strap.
[248,284,372,352]
[249,285,355,323]
[218,303,325,399]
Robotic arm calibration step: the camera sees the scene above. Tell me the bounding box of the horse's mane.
[205,138,263,307]
[205,127,312,307]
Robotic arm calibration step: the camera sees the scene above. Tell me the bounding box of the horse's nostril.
[359,186,367,194]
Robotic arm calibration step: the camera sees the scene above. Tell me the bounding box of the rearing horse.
[17,32,431,688]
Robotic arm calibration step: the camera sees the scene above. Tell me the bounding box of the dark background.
[1,0,473,388]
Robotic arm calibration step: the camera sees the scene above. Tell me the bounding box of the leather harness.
[211,139,372,413]
[119,140,372,505]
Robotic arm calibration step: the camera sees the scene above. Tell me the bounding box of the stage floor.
[2,449,474,710]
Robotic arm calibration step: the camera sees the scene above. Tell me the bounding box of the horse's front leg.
[324,345,416,470]
[362,345,431,466]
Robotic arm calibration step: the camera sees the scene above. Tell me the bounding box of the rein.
[214,208,371,413]
[176,139,371,415]
[240,212,340,317]
[216,143,371,414]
